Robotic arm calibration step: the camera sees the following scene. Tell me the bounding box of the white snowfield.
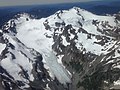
[0,7,119,85]
[14,17,72,84]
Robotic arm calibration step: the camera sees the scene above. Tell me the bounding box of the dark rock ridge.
[0,7,120,90]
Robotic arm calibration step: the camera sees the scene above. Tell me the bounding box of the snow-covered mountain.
[0,7,120,90]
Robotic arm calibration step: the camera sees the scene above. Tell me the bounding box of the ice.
[14,17,71,84]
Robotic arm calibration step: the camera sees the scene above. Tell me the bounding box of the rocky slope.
[0,7,120,90]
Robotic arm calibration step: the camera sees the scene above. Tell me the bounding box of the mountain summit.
[0,7,120,90]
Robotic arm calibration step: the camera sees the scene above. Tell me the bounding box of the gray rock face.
[0,7,120,90]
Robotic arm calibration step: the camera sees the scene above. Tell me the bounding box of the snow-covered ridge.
[10,7,117,55]
[1,7,120,89]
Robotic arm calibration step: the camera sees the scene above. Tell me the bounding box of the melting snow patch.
[57,55,64,64]
[0,43,6,54]
[69,33,75,40]
[45,84,51,90]
[61,35,70,46]
[114,80,120,85]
